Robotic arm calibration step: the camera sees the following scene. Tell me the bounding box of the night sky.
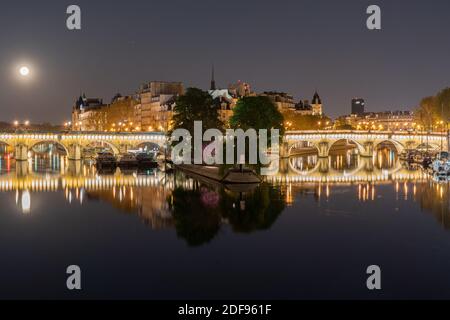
[1,0,450,124]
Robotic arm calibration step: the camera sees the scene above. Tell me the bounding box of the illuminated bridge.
[0,130,447,161]
[0,131,166,160]
[283,130,448,158]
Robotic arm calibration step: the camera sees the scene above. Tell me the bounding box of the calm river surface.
[1,149,450,299]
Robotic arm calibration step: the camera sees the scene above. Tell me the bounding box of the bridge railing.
[285,130,448,136]
[0,131,166,141]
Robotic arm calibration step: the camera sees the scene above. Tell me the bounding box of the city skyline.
[1,0,450,123]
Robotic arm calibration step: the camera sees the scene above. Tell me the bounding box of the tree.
[415,87,450,131]
[436,87,450,121]
[415,96,439,131]
[171,88,223,135]
[229,96,284,134]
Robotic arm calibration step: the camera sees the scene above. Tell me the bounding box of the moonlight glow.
[19,66,30,77]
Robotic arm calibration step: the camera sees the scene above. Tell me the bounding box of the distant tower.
[210,65,216,90]
[311,91,323,116]
[351,98,365,115]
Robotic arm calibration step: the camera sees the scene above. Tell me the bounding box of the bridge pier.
[67,144,82,161]
[15,144,29,161]
[317,158,330,173]
[359,142,375,158]
[67,160,82,176]
[317,142,329,158]
[361,157,374,172]
[15,160,29,176]
[119,144,129,154]
[279,142,289,159]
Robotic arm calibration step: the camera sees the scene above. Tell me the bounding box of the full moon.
[19,66,30,77]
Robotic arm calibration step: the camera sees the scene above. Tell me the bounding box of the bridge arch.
[288,154,321,175]
[82,141,120,156]
[415,142,441,152]
[0,140,11,146]
[328,139,365,156]
[30,140,69,155]
[374,140,405,154]
[287,141,319,157]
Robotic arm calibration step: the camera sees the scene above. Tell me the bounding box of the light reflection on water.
[2,149,450,299]
[0,148,442,234]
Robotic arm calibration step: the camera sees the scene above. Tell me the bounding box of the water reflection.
[330,151,358,171]
[416,182,450,229]
[2,147,450,247]
[289,154,318,172]
[375,147,397,169]
[169,183,286,246]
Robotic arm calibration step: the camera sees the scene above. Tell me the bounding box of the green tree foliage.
[171,87,224,135]
[415,96,440,130]
[229,96,285,135]
[415,87,450,130]
[436,87,450,120]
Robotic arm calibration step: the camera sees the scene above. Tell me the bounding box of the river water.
[1,148,450,299]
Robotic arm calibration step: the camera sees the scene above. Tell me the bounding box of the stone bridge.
[283,131,448,158]
[1,130,447,161]
[0,131,166,160]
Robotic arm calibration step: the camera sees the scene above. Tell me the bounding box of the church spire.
[312,91,321,105]
[210,64,216,90]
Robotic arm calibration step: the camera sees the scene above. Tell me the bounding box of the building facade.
[72,95,106,131]
[209,89,237,126]
[72,94,139,132]
[281,92,324,117]
[262,91,296,112]
[208,70,254,127]
[337,111,415,131]
[311,91,323,116]
[105,94,140,132]
[139,81,184,132]
[351,98,365,115]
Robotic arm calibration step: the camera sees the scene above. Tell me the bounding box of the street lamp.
[12,120,31,132]
[64,121,72,130]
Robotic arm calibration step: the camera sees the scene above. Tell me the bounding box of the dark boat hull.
[118,161,139,167]
[138,161,158,168]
